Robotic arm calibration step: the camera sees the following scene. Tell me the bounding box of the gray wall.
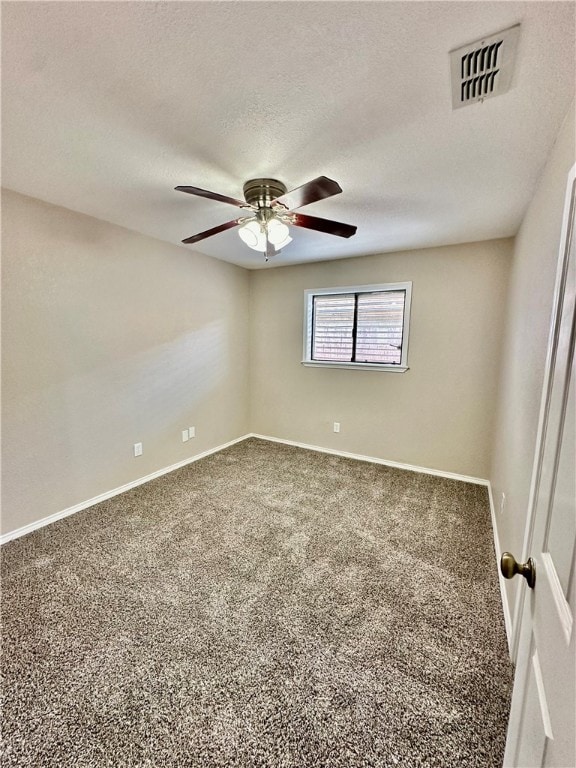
[1,190,250,535]
[490,104,576,633]
[250,239,512,479]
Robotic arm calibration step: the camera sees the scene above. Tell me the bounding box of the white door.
[503,165,576,768]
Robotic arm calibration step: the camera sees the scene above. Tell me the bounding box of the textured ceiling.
[2,1,575,269]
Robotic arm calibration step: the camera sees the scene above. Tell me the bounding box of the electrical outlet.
[188,426,195,439]
[333,422,340,433]
[134,442,143,457]
[182,430,189,443]
[500,492,506,515]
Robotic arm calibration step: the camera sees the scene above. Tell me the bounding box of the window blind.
[312,290,405,364]
[355,291,405,364]
[312,294,354,361]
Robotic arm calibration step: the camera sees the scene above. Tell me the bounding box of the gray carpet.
[1,438,513,767]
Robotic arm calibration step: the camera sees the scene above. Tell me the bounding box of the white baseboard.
[487,483,513,653]
[0,434,251,545]
[248,433,489,485]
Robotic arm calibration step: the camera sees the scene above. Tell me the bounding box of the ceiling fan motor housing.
[243,178,287,208]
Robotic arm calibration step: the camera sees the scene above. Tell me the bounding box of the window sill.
[301,361,409,373]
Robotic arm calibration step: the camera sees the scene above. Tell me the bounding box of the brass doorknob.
[500,552,536,589]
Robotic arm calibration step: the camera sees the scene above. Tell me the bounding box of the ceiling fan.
[175,176,357,261]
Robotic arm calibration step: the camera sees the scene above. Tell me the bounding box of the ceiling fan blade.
[181,218,242,244]
[272,176,342,210]
[175,185,248,209]
[291,212,357,238]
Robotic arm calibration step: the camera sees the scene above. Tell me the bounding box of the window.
[303,282,412,371]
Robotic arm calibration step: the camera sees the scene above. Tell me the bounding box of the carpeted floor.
[1,438,513,767]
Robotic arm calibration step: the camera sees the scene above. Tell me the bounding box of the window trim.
[302,282,412,372]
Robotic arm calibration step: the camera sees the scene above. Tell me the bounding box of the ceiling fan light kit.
[265,217,291,247]
[237,217,291,253]
[237,219,262,248]
[175,175,357,262]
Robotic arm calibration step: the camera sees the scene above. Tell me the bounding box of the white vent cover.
[450,25,520,109]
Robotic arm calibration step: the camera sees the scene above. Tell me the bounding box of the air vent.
[450,25,520,109]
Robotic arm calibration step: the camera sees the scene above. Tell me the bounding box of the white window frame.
[302,282,412,372]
